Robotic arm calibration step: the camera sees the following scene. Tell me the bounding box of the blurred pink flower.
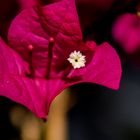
[112,13,140,53]
[0,0,122,119]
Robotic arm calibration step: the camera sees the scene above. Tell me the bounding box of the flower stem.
[27,45,34,78]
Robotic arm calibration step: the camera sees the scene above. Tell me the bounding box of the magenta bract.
[112,13,140,53]
[0,0,122,119]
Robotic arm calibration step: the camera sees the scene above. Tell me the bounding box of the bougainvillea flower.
[0,0,122,119]
[112,13,140,53]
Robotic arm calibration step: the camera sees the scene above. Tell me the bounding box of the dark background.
[0,0,140,140]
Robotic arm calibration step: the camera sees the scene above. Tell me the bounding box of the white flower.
[67,51,86,69]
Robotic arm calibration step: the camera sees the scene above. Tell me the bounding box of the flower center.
[67,51,86,69]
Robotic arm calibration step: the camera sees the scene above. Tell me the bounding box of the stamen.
[46,37,55,79]
[49,37,54,43]
[28,44,34,51]
[27,44,34,78]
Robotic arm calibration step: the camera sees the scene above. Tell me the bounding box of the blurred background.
[0,0,140,140]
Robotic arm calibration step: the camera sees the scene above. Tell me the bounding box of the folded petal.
[0,75,44,118]
[0,73,68,119]
[66,42,122,90]
[112,13,140,53]
[43,42,122,117]
[0,38,48,119]
[0,37,28,75]
[0,37,68,119]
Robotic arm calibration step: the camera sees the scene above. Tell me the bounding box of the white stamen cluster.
[67,51,86,69]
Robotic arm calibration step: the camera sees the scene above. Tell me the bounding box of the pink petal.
[0,73,64,119]
[0,38,64,119]
[44,42,122,118]
[41,43,122,118]
[8,0,82,78]
[66,42,122,90]
[0,38,28,75]
[37,41,121,118]
[0,38,122,119]
[0,75,46,118]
